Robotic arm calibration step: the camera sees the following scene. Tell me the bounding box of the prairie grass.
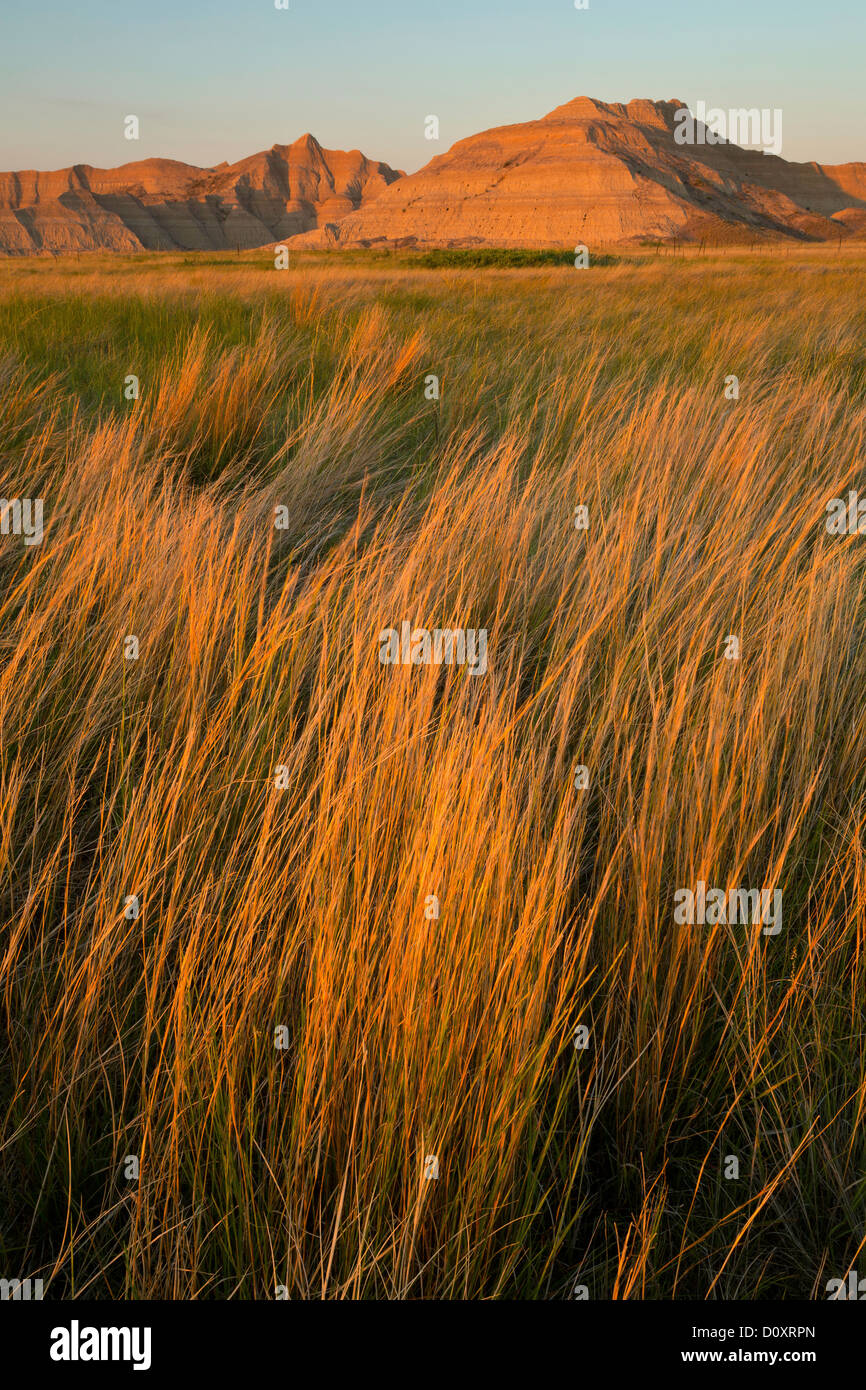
[0,246,865,1298]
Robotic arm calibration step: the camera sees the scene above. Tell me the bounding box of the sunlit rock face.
[289,97,866,249]
[0,135,403,254]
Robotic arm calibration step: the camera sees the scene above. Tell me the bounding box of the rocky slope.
[0,134,403,254]
[291,97,866,249]
[3,101,864,254]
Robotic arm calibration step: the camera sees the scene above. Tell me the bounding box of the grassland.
[0,244,865,1299]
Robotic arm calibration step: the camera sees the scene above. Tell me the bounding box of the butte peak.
[543,96,688,129]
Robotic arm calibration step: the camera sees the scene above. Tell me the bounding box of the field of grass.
[1,245,865,1299]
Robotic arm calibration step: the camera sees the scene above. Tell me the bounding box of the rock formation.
[2,101,864,254]
[291,97,866,249]
[0,134,403,254]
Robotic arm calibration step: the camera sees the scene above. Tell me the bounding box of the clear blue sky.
[1,0,862,173]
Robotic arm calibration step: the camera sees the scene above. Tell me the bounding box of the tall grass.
[1,248,865,1298]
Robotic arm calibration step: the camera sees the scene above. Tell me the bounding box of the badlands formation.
[296,97,866,249]
[0,134,402,254]
[2,98,865,254]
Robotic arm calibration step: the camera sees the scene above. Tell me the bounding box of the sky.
[0,0,862,173]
